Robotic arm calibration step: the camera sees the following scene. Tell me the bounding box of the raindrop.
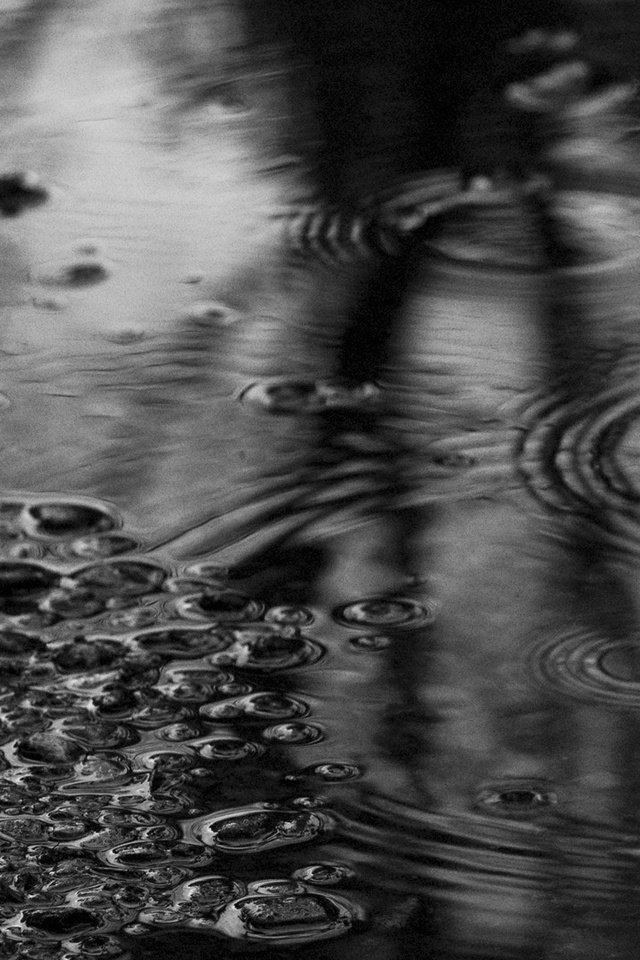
[133,627,230,659]
[333,596,436,628]
[261,722,323,745]
[264,605,315,626]
[207,625,324,672]
[474,780,558,818]
[193,805,335,852]
[348,634,391,651]
[291,863,356,886]
[20,503,116,540]
[174,591,264,622]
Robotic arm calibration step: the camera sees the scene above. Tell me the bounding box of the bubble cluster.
[0,492,368,954]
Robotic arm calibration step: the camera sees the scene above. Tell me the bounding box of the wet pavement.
[4,2,640,959]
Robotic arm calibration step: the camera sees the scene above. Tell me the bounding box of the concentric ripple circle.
[332,596,436,628]
[531,628,640,707]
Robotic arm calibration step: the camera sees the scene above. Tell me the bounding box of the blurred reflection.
[3,3,640,960]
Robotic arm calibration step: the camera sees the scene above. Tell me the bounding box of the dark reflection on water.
[3,1,640,959]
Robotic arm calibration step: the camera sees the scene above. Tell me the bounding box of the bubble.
[333,597,436,628]
[16,733,85,765]
[64,535,139,561]
[0,562,59,614]
[172,875,246,912]
[200,691,308,723]
[21,908,99,937]
[239,378,379,415]
[57,720,136,750]
[70,561,166,599]
[474,780,558,818]
[133,626,230,659]
[47,820,91,841]
[7,542,45,561]
[291,863,356,886]
[179,300,239,327]
[35,257,111,288]
[215,681,253,696]
[261,723,323,745]
[129,700,191,729]
[194,805,335,853]
[183,563,229,586]
[100,840,214,870]
[61,934,126,957]
[174,591,264,622]
[104,607,157,631]
[194,737,264,761]
[67,753,132,789]
[207,626,324,672]
[0,171,48,216]
[97,809,160,828]
[348,634,391,651]
[215,890,363,943]
[291,762,362,782]
[20,503,116,540]
[0,629,44,657]
[53,638,124,671]
[0,817,49,842]
[156,722,201,742]
[264,606,315,626]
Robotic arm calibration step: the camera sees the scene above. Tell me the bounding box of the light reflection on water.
[3,2,640,959]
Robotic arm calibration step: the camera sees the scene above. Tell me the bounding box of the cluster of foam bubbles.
[0,494,390,955]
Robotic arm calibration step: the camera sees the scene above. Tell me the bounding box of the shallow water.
[3,3,640,959]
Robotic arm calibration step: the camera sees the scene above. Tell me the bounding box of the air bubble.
[261,722,323,745]
[291,863,356,886]
[16,733,85,765]
[174,591,264,622]
[21,907,99,937]
[53,638,124,672]
[179,300,240,327]
[333,596,436,628]
[0,562,59,615]
[348,634,391,651]
[62,934,127,957]
[156,722,201,742]
[200,691,308,723]
[194,737,264,761]
[0,629,44,657]
[100,841,213,870]
[193,805,335,853]
[20,503,116,540]
[133,627,230,659]
[264,606,315,626]
[171,875,246,912]
[64,535,139,561]
[207,625,323,672]
[239,378,379,415]
[291,762,362,782]
[215,890,363,943]
[474,780,558,818]
[70,561,166,597]
[35,257,112,288]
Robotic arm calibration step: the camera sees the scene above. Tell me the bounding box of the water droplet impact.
[531,629,640,708]
[264,606,315,626]
[261,723,323,745]
[174,591,264,622]
[207,625,323,671]
[291,863,356,886]
[348,634,391,651]
[133,627,229,659]
[193,805,335,853]
[200,692,309,723]
[474,780,558,818]
[20,503,116,540]
[333,596,436,628]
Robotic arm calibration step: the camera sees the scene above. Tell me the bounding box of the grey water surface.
[2,3,640,959]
